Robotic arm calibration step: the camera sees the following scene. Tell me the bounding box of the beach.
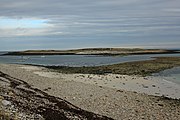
[33,68,180,99]
[1,0,180,119]
[0,63,180,119]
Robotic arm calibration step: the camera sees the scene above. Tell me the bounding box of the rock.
[8,91,14,96]
[158,103,164,107]
[116,90,123,92]
[2,100,11,106]
[0,96,4,102]
[19,113,24,117]
[142,84,149,88]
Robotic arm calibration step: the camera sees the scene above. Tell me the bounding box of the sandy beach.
[0,63,180,119]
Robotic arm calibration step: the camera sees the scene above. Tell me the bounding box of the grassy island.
[3,48,180,56]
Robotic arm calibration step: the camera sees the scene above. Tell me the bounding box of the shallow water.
[153,67,180,85]
[0,55,150,66]
[0,53,180,67]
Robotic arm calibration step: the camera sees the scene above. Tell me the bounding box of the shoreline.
[9,62,180,98]
[33,68,180,99]
[0,63,180,119]
[44,57,180,76]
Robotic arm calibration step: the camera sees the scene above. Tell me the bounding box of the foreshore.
[45,57,180,76]
[0,63,180,119]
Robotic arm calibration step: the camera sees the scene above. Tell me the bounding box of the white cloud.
[0,28,51,37]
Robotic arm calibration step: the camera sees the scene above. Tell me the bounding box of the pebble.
[2,100,11,106]
[0,96,4,100]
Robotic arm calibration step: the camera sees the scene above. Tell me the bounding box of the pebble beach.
[0,63,180,120]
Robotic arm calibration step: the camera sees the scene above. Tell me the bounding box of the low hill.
[2,48,179,56]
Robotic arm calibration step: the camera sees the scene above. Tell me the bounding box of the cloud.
[0,27,53,37]
[164,8,180,12]
[0,0,180,50]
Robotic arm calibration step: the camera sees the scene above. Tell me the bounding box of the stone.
[142,84,149,88]
[0,96,4,102]
[116,90,123,92]
[8,91,14,96]
[2,100,11,106]
[0,96,4,100]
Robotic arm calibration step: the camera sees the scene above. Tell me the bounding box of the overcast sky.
[0,0,180,50]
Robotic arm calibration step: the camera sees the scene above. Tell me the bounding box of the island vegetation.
[3,48,180,56]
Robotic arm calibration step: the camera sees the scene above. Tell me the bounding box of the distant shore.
[2,48,180,56]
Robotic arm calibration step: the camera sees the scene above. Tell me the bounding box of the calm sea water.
[0,52,180,67]
[0,52,180,84]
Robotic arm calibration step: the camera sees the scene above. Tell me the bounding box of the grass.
[46,57,180,76]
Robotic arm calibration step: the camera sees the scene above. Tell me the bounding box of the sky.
[0,0,180,50]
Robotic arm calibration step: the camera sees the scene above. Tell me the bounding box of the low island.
[3,48,180,56]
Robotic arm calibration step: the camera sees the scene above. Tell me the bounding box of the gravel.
[0,64,180,120]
